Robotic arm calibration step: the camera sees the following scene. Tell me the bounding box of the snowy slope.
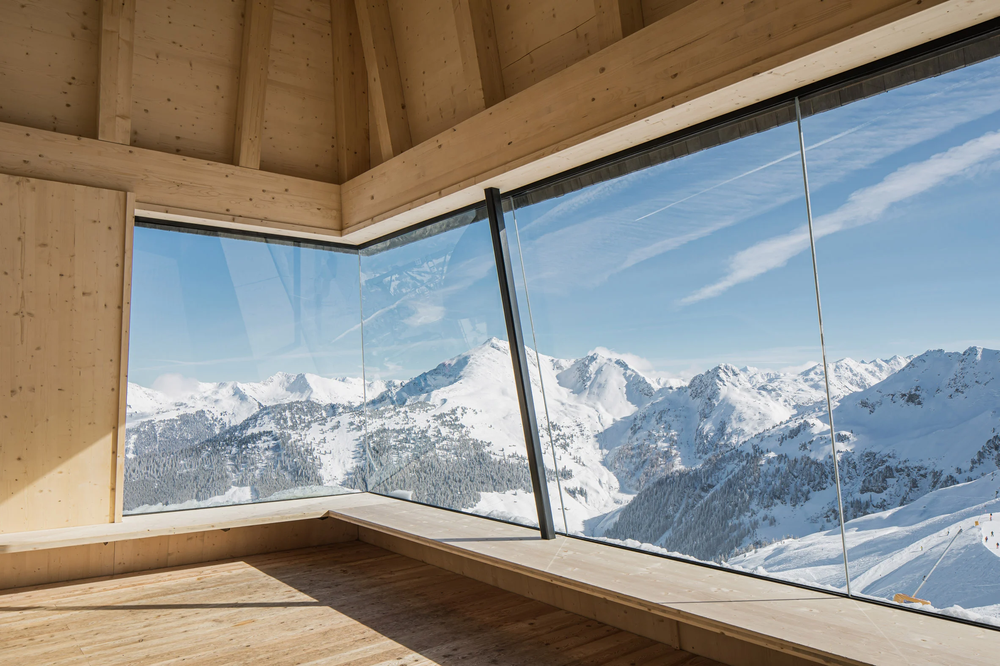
[124,339,1000,623]
[835,347,1000,471]
[734,473,1000,625]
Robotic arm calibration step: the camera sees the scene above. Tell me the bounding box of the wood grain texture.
[0,0,101,138]
[331,0,370,182]
[641,0,698,25]
[323,494,1000,666]
[389,0,475,145]
[491,0,600,97]
[0,494,381,554]
[361,528,813,666]
[0,542,712,666]
[355,0,412,160]
[339,0,1000,243]
[454,0,506,112]
[234,0,276,168]
[0,518,359,590]
[3,492,996,664]
[0,121,341,231]
[97,0,136,144]
[259,0,339,182]
[0,174,127,534]
[130,0,244,162]
[594,0,644,49]
[110,193,134,523]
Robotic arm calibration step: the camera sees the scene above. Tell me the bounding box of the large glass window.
[508,109,855,589]
[508,30,1000,627]
[359,209,538,525]
[121,25,1000,630]
[124,225,365,513]
[785,54,1000,623]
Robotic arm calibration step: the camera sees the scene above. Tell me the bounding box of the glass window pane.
[360,209,538,526]
[510,110,856,590]
[124,226,364,513]
[798,54,1000,624]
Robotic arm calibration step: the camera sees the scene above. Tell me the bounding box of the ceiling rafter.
[332,0,371,182]
[355,0,411,162]
[593,0,644,49]
[233,0,276,169]
[97,0,136,144]
[454,0,505,112]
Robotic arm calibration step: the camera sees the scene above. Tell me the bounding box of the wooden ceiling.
[0,0,676,183]
[1,0,997,242]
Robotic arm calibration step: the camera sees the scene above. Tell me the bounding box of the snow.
[125,339,1000,625]
[472,489,540,527]
[128,484,357,515]
[737,473,1000,623]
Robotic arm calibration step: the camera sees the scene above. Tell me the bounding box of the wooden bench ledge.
[0,492,383,554]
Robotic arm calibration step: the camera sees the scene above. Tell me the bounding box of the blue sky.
[128,232,363,386]
[511,56,1000,379]
[128,56,1000,387]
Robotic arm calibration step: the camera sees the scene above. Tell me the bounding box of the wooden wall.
[0,174,129,534]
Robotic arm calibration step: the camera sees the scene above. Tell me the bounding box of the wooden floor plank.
[0,542,711,666]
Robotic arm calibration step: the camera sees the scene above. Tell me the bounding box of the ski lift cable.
[915,527,964,600]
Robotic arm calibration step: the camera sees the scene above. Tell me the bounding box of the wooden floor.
[0,542,716,665]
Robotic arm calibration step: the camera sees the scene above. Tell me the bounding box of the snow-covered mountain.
[124,340,1000,619]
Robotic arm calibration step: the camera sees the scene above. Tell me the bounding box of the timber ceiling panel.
[387,0,474,146]
[259,0,338,183]
[491,0,599,97]
[130,0,243,162]
[0,0,100,138]
[641,0,697,25]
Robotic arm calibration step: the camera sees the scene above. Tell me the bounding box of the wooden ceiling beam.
[97,0,136,144]
[331,0,371,182]
[594,0,644,49]
[338,0,1000,243]
[454,0,505,112]
[354,0,411,161]
[0,121,341,233]
[233,0,276,169]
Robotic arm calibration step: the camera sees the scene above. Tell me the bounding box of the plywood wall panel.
[490,0,599,96]
[387,0,474,146]
[259,0,338,182]
[0,174,128,534]
[0,0,101,138]
[130,0,244,162]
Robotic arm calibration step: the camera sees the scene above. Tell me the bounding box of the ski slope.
[735,473,1000,625]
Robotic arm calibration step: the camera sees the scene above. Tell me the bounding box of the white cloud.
[589,346,694,384]
[516,63,1000,295]
[682,129,1000,304]
[152,373,202,397]
[403,302,446,327]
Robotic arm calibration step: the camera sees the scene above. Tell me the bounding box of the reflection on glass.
[796,55,1000,624]
[124,227,364,513]
[359,209,538,525]
[510,112,854,589]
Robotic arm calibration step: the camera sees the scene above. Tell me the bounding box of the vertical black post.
[484,187,556,540]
